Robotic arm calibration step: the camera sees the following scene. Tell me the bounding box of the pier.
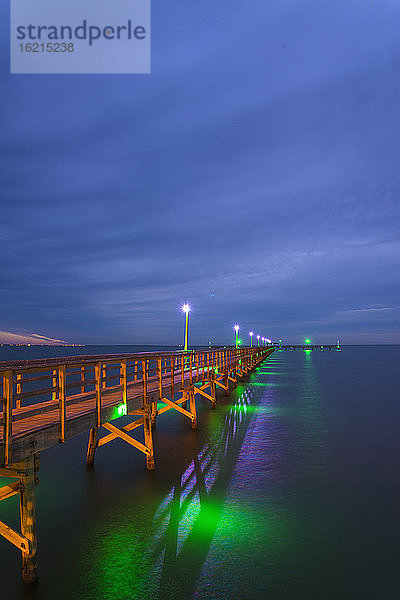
[275,344,340,351]
[0,345,272,583]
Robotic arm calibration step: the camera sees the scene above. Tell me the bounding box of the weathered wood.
[194,387,215,403]
[86,427,98,466]
[160,396,194,420]
[19,455,38,583]
[2,370,13,467]
[97,417,144,446]
[58,366,66,443]
[95,362,101,427]
[80,367,85,394]
[102,422,149,455]
[189,388,197,429]
[0,467,24,478]
[0,519,30,553]
[143,411,155,470]
[0,480,20,501]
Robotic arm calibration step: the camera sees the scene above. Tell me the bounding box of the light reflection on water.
[1,347,399,600]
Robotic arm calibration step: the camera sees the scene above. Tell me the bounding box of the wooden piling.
[19,455,38,584]
[86,428,98,467]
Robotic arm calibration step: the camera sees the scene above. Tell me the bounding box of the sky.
[1,0,399,345]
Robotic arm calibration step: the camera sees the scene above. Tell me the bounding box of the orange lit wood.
[0,346,274,584]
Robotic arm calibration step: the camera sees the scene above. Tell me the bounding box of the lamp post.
[181,303,191,351]
[249,331,254,347]
[262,337,265,346]
[257,335,260,346]
[234,324,239,349]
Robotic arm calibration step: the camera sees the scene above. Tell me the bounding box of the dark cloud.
[1,0,399,344]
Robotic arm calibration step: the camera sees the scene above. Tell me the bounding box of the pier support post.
[143,411,155,470]
[151,399,157,429]
[224,373,229,396]
[210,373,216,409]
[86,427,98,467]
[189,387,197,429]
[19,455,38,584]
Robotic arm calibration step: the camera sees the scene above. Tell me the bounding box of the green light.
[305,338,311,345]
[117,403,127,416]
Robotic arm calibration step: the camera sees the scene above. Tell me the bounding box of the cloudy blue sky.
[1,0,399,345]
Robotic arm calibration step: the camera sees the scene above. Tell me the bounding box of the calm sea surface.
[0,345,399,599]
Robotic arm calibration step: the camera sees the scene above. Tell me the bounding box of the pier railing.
[0,345,274,583]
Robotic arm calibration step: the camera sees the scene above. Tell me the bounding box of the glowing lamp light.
[305,338,311,345]
[234,323,240,348]
[249,331,254,347]
[266,338,272,344]
[257,334,260,346]
[181,303,191,350]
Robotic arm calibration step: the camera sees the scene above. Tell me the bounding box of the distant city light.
[305,338,311,345]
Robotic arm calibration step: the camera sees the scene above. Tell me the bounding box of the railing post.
[52,369,57,402]
[120,360,127,407]
[170,356,174,399]
[80,367,85,394]
[2,370,13,467]
[16,373,22,409]
[102,364,106,389]
[95,362,102,427]
[58,366,66,443]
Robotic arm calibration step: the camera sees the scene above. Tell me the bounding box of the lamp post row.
[181,304,272,350]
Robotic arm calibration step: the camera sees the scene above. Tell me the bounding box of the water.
[0,345,399,599]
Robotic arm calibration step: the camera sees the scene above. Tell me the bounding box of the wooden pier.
[275,344,340,351]
[0,345,273,583]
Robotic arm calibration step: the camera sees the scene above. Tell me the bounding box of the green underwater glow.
[111,403,127,419]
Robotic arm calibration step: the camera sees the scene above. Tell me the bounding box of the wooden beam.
[0,480,20,501]
[102,422,150,456]
[194,387,214,402]
[0,520,30,553]
[97,417,144,447]
[159,396,194,420]
[0,467,23,478]
[215,380,228,391]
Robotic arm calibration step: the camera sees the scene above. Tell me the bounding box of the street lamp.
[249,331,254,347]
[234,324,240,349]
[181,303,191,351]
[261,337,265,346]
[257,334,260,346]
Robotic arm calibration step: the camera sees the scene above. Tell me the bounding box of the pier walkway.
[0,345,272,583]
